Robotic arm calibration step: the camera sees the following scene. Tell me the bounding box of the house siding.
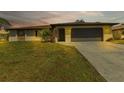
[65,26,71,42]
[9,30,18,41]
[54,25,113,42]
[9,30,41,41]
[103,25,112,41]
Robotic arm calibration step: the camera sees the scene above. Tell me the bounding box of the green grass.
[0,41,106,82]
[110,40,124,44]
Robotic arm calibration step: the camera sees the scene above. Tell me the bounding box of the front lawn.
[0,41,106,82]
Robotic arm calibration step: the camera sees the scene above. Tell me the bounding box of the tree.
[75,19,85,23]
[40,29,52,42]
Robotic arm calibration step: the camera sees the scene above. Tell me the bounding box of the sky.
[0,11,124,27]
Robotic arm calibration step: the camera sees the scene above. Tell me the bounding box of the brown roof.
[7,25,50,30]
[6,22,119,30]
[51,22,118,27]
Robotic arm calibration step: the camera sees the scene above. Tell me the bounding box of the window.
[17,31,25,36]
[10,30,17,36]
[26,30,35,36]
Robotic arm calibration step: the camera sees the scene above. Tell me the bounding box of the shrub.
[40,29,52,42]
[112,30,122,40]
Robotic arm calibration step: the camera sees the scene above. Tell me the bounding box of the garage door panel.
[71,28,103,41]
[71,37,102,41]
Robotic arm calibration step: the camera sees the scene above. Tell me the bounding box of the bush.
[40,29,52,42]
[112,30,122,40]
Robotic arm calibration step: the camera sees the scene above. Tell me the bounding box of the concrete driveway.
[73,42,124,82]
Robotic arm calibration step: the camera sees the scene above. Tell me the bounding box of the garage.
[71,28,103,41]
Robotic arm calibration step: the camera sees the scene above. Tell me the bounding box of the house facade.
[51,22,118,42]
[2,22,118,42]
[7,25,49,41]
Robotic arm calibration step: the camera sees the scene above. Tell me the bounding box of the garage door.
[71,28,103,41]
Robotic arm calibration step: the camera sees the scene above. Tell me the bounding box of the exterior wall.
[9,36,41,41]
[9,36,18,41]
[55,29,58,42]
[54,25,113,42]
[103,25,113,41]
[54,26,72,43]
[53,28,59,42]
[25,36,41,41]
[65,26,71,42]
[9,30,18,41]
[54,26,103,43]
[25,30,41,41]
[9,30,41,41]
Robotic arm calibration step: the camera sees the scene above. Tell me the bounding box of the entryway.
[58,28,65,41]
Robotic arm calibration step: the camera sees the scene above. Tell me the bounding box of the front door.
[58,28,65,41]
[17,31,25,41]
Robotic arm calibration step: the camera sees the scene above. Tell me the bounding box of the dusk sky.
[0,11,124,27]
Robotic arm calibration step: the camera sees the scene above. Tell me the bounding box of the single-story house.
[7,25,49,41]
[51,22,118,42]
[1,21,118,42]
